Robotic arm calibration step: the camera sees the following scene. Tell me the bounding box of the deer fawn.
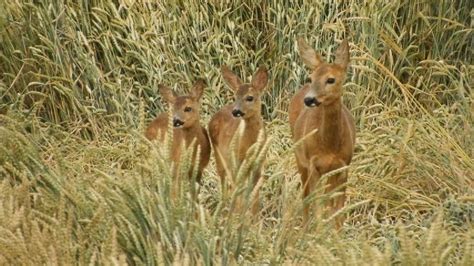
[208,66,269,214]
[289,39,356,228]
[145,79,211,186]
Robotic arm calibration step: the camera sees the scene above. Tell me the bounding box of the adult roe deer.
[146,79,211,185]
[289,39,356,227]
[208,66,269,214]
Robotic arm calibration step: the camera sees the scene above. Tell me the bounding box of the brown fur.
[289,39,356,227]
[145,80,210,184]
[208,66,269,214]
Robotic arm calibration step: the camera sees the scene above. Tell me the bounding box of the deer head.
[159,79,206,128]
[221,66,268,119]
[297,39,350,107]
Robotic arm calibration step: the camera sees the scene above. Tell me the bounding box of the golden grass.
[0,0,473,264]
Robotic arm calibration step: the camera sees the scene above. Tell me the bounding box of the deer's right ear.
[221,65,242,91]
[158,84,177,104]
[297,38,323,70]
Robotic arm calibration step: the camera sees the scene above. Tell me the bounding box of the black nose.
[173,118,184,127]
[304,97,321,107]
[232,109,245,117]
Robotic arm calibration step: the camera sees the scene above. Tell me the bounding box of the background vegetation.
[0,0,472,264]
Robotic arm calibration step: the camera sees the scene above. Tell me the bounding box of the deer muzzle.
[232,109,245,117]
[173,117,184,127]
[304,97,321,107]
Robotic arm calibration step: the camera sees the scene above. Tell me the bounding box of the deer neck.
[179,121,202,145]
[243,113,263,135]
[319,98,343,150]
[234,114,263,162]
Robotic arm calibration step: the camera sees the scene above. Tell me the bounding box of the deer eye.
[184,107,192,112]
[246,96,254,102]
[326,78,336,84]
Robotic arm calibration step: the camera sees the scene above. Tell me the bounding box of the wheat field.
[0,0,473,265]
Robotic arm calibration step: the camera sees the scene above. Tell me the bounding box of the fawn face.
[221,66,268,119]
[297,39,350,107]
[159,80,205,129]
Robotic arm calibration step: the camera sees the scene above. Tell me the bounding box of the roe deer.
[145,79,211,185]
[289,39,356,228]
[208,66,269,214]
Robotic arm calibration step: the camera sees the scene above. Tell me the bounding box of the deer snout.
[173,117,184,127]
[232,109,245,117]
[304,97,321,107]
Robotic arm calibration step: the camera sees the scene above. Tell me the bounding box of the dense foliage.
[0,0,472,264]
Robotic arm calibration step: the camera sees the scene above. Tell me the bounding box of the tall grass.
[0,0,473,264]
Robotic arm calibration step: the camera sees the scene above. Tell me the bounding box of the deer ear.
[190,79,206,100]
[297,38,323,70]
[158,84,177,104]
[251,66,268,91]
[221,65,242,91]
[334,39,350,70]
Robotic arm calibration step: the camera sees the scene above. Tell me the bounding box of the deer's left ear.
[334,39,350,70]
[190,79,206,100]
[251,66,268,91]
